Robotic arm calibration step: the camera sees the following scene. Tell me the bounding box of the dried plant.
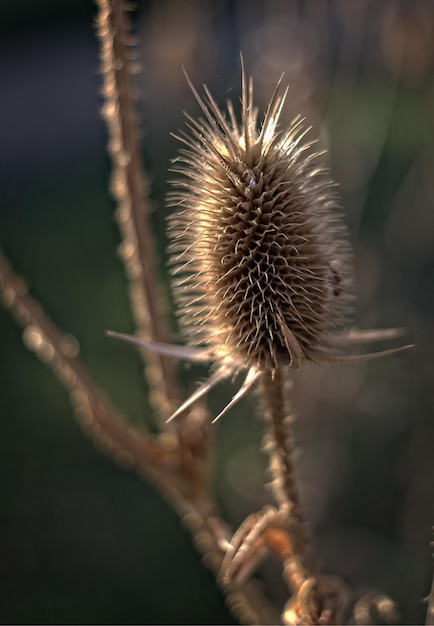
[1,0,433,624]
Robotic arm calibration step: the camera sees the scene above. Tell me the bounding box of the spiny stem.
[261,368,319,620]
[96,0,214,510]
[262,369,312,560]
[96,0,180,422]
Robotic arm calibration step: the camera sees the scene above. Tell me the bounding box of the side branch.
[0,251,278,625]
[0,250,168,471]
[0,251,215,518]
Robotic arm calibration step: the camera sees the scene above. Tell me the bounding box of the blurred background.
[1,0,434,623]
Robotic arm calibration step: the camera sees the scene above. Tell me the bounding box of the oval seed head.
[168,69,354,375]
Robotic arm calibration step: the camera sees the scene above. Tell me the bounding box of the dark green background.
[1,1,434,623]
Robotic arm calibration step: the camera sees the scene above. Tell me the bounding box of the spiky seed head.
[108,68,411,423]
[167,69,354,375]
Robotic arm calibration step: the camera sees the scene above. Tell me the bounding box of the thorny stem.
[97,0,180,422]
[96,0,214,515]
[262,368,321,623]
[262,369,314,568]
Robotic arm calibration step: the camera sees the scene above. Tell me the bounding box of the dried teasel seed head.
[107,65,412,421]
[168,68,354,374]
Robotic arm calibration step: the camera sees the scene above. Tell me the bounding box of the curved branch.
[0,249,278,624]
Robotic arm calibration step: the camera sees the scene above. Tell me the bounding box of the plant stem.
[261,368,320,622]
[262,368,313,566]
[97,0,180,422]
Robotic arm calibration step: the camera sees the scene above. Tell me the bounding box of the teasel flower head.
[108,64,412,421]
[168,69,354,374]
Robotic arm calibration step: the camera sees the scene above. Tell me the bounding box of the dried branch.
[0,251,168,475]
[96,0,179,422]
[0,247,279,625]
[96,0,217,516]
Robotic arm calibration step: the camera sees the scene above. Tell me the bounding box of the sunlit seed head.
[168,68,354,374]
